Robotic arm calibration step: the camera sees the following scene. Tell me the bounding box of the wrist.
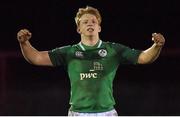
[153,43,164,48]
[19,40,29,45]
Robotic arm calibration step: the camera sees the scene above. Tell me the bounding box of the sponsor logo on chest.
[79,61,103,80]
[75,51,84,58]
[80,73,97,80]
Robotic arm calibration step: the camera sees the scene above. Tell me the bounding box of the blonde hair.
[75,6,102,26]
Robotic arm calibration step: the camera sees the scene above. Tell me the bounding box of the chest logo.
[75,51,83,58]
[80,73,97,80]
[98,49,107,57]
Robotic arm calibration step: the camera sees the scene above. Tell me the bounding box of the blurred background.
[0,0,180,115]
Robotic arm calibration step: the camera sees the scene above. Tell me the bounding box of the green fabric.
[48,41,142,112]
[81,40,100,50]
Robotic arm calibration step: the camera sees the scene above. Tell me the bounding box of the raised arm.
[17,29,53,66]
[138,33,165,64]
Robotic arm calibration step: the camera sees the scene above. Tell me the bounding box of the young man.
[17,6,165,116]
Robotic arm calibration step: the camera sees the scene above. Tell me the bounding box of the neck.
[81,35,99,46]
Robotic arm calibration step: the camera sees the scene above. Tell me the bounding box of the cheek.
[96,26,101,32]
[80,26,86,32]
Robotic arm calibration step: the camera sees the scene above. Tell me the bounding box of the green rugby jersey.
[48,40,142,113]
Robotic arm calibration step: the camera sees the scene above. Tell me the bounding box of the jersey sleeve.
[48,46,70,66]
[112,43,142,64]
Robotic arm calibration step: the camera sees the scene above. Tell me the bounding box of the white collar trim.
[79,40,102,51]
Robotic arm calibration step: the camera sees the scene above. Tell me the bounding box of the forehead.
[80,14,98,21]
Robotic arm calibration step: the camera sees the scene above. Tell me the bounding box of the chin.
[86,35,95,37]
[86,33,95,36]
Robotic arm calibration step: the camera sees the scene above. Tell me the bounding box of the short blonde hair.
[75,6,102,26]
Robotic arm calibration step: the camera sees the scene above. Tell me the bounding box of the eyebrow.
[81,18,96,21]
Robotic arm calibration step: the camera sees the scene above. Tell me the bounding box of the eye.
[83,21,88,24]
[92,20,97,24]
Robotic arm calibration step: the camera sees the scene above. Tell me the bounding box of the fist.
[17,29,32,43]
[152,33,165,46]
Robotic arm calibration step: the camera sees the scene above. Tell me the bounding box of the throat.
[79,40,102,51]
[81,38,99,46]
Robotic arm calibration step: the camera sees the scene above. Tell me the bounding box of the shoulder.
[102,41,127,49]
[51,44,79,52]
[49,44,77,53]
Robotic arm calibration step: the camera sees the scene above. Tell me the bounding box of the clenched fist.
[152,33,165,47]
[17,29,32,43]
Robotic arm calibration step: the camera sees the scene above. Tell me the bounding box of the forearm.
[17,29,52,66]
[138,33,165,64]
[19,41,42,65]
[138,43,163,64]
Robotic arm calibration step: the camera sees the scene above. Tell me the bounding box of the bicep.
[137,52,145,64]
[37,51,53,66]
[137,51,150,64]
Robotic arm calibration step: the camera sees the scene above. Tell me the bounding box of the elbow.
[25,57,40,65]
[25,54,42,66]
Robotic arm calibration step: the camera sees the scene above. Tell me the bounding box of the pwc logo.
[80,73,98,80]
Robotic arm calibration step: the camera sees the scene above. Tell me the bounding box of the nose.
[87,21,94,26]
[87,24,93,27]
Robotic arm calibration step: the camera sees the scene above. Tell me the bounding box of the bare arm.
[17,29,53,66]
[138,33,165,64]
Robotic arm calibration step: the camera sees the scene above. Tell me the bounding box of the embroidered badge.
[98,49,107,57]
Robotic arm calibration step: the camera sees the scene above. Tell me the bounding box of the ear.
[98,26,101,33]
[77,27,81,34]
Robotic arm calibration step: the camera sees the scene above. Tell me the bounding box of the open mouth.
[87,28,94,32]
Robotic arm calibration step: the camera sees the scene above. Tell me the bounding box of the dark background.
[0,0,180,115]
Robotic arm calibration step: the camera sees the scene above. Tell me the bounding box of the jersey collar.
[79,40,102,51]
